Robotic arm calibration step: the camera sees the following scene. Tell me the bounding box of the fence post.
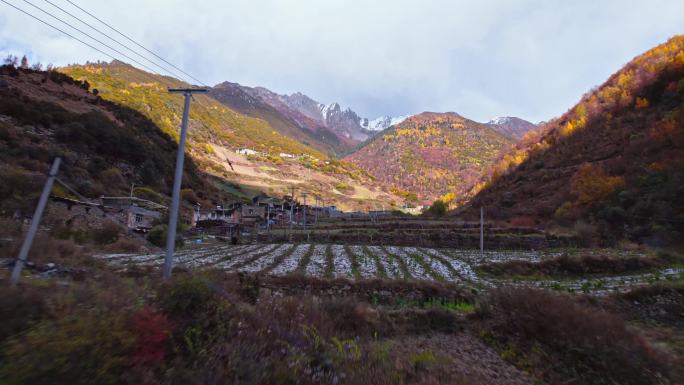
[10,157,61,287]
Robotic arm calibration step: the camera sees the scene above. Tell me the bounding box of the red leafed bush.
[130,307,172,366]
[509,216,536,227]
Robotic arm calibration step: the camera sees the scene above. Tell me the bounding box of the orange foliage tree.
[570,163,625,205]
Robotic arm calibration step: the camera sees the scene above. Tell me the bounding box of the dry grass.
[479,252,678,278]
[476,288,675,384]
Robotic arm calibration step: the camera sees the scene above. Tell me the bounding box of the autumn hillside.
[344,112,513,205]
[57,61,400,211]
[461,35,684,246]
[0,64,235,217]
[61,61,325,160]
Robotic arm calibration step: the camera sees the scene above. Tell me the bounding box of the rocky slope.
[345,112,513,205]
[216,82,414,153]
[226,84,368,151]
[209,82,345,155]
[461,35,684,246]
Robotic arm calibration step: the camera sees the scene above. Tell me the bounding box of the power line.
[1,0,119,63]
[19,0,171,83]
[40,0,192,84]
[64,0,208,87]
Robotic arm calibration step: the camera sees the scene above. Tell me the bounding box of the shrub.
[509,216,535,227]
[130,307,172,366]
[104,237,144,253]
[99,167,126,189]
[573,220,598,246]
[0,281,147,385]
[481,288,671,384]
[158,274,214,317]
[425,199,447,216]
[147,224,183,248]
[90,221,122,245]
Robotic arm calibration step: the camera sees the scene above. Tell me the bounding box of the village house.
[192,205,241,226]
[44,195,166,234]
[100,196,166,232]
[191,204,242,240]
[236,148,258,156]
[241,204,266,226]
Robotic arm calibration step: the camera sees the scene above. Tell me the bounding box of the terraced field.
[97,244,683,294]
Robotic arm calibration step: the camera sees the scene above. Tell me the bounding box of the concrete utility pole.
[11,157,61,287]
[480,206,484,256]
[163,88,207,280]
[314,195,319,224]
[289,186,296,237]
[302,192,308,230]
[266,204,271,239]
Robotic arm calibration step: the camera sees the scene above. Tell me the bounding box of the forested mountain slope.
[345,112,513,205]
[461,36,684,246]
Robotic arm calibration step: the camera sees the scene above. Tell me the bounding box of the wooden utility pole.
[163,87,207,280]
[11,157,61,287]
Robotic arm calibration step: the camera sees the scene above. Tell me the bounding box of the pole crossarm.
[168,88,208,94]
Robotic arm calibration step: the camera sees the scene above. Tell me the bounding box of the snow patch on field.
[422,248,485,284]
[305,244,329,277]
[348,245,377,278]
[239,244,293,273]
[271,244,310,275]
[331,244,353,278]
[215,244,279,270]
[413,248,456,281]
[367,246,403,279]
[386,246,431,280]
[180,244,261,268]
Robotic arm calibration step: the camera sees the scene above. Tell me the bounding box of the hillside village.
[0,2,683,383]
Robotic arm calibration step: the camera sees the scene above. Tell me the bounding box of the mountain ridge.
[460,35,684,245]
[345,111,513,205]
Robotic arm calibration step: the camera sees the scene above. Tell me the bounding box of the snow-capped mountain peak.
[488,116,513,125]
[361,115,411,131]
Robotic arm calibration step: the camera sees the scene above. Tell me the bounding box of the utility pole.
[163,87,207,280]
[314,195,319,224]
[289,186,296,238]
[302,192,308,230]
[11,157,61,287]
[266,204,271,240]
[480,206,484,257]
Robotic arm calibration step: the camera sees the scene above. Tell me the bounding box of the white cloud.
[1,0,683,122]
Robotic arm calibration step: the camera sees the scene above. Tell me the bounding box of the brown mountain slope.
[344,112,513,205]
[460,36,684,246]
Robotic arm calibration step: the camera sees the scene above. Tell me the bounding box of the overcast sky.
[1,0,683,122]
